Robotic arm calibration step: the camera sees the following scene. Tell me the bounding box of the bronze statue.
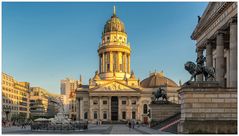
[152,87,168,102]
[184,54,215,83]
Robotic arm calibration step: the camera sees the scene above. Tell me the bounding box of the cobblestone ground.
[110,124,141,134]
[2,124,170,134]
[2,124,112,134]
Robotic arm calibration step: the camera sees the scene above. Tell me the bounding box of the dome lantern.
[103,6,126,34]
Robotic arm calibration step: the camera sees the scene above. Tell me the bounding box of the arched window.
[143,104,148,114]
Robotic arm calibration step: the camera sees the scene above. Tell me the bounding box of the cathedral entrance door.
[111,96,118,121]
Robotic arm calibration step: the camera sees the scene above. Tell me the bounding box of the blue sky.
[2,2,208,94]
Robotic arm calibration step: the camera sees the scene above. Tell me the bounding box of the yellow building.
[76,7,180,123]
[29,87,49,118]
[2,72,30,121]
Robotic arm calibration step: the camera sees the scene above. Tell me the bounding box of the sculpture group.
[184,54,215,84]
[152,86,168,102]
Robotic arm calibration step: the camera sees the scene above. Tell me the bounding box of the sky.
[2,2,208,94]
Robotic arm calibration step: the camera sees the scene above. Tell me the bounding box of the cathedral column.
[99,54,101,73]
[216,30,226,87]
[105,53,109,72]
[206,40,213,81]
[102,53,105,73]
[229,17,237,88]
[123,53,126,73]
[136,97,140,121]
[110,52,113,72]
[89,97,93,121]
[128,54,131,73]
[118,96,121,121]
[117,52,120,72]
[127,97,132,120]
[99,97,102,120]
[196,48,204,81]
[108,96,111,121]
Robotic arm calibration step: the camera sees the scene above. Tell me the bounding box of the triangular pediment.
[91,81,139,92]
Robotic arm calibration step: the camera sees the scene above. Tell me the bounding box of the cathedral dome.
[103,7,125,33]
[140,72,178,88]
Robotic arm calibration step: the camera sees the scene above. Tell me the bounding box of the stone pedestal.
[150,102,180,121]
[178,82,237,134]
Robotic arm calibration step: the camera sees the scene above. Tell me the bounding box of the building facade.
[76,7,180,123]
[191,2,237,88]
[177,2,237,133]
[47,93,61,118]
[29,87,49,118]
[2,73,30,121]
[60,77,81,119]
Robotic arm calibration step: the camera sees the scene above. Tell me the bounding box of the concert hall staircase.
[152,112,181,133]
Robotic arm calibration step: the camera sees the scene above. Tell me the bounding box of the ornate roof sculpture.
[140,71,178,88]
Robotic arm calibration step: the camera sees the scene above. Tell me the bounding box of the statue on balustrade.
[184,53,215,84]
[152,86,168,103]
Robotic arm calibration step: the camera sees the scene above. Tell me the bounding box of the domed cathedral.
[141,71,180,104]
[76,6,180,124]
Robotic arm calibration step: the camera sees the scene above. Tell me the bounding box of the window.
[84,112,88,119]
[103,100,107,105]
[132,100,136,105]
[94,111,97,119]
[132,111,136,119]
[143,104,148,114]
[122,111,126,119]
[93,100,98,105]
[122,100,126,105]
[103,112,107,119]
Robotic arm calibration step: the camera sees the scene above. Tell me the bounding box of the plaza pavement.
[2,124,171,134]
[110,124,141,134]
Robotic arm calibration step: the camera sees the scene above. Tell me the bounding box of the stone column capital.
[228,17,237,25]
[205,39,213,45]
[216,30,227,36]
